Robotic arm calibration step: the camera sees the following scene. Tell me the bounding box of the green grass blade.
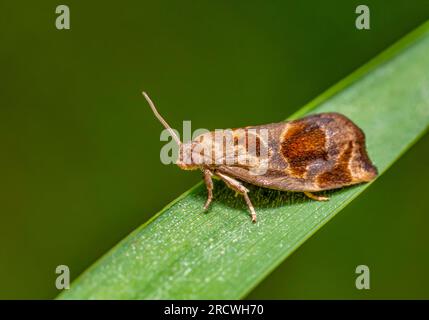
[59,21,429,299]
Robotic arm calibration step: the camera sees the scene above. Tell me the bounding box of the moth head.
[143,91,199,170]
[178,132,217,169]
[176,141,204,170]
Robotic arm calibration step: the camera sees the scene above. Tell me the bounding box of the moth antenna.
[142,91,182,146]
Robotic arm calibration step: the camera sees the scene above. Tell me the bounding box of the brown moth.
[143,92,377,222]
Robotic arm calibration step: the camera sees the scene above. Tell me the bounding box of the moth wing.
[217,112,377,192]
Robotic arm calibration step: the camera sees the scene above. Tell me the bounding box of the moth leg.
[304,191,329,201]
[203,168,214,210]
[215,171,257,223]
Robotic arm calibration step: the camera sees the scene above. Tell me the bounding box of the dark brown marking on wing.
[280,121,328,178]
[317,141,353,188]
[222,134,227,164]
[255,134,261,157]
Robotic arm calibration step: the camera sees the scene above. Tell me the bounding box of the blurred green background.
[1,0,429,299]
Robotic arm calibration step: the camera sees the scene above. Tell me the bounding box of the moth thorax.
[176,142,204,170]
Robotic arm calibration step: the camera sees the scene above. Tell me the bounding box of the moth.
[143,92,378,222]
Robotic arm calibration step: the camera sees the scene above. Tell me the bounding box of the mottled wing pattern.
[217,113,377,192]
